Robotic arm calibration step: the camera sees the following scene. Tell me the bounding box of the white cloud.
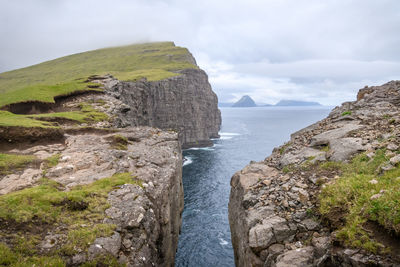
[0,0,399,105]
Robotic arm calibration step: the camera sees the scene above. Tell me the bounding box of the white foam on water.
[219,238,228,246]
[219,136,233,140]
[219,132,241,136]
[183,156,193,166]
[187,145,215,151]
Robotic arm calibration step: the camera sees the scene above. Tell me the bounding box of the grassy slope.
[319,149,400,253]
[0,173,141,266]
[0,42,197,107]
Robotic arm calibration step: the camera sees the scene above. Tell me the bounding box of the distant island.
[275,100,322,106]
[222,96,322,107]
[231,95,257,107]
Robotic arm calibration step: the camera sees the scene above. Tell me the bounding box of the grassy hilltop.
[0,42,197,107]
[0,42,197,129]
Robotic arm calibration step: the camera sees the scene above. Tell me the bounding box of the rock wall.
[103,68,221,149]
[0,88,188,266]
[229,81,400,267]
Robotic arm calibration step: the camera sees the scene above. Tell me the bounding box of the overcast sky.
[1,0,399,105]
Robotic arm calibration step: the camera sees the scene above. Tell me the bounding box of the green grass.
[29,102,109,124]
[0,173,141,223]
[0,42,197,107]
[0,243,65,267]
[0,153,36,175]
[0,173,142,263]
[341,111,352,116]
[112,134,129,150]
[0,111,56,128]
[319,149,400,253]
[0,102,109,129]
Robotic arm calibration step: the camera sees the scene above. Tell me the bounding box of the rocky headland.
[0,42,220,266]
[229,81,400,266]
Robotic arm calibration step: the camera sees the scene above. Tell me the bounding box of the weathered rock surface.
[229,80,400,266]
[0,44,220,266]
[1,127,183,266]
[102,67,221,149]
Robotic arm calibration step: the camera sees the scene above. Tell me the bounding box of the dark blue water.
[175,106,332,267]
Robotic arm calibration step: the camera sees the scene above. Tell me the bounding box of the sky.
[1,0,399,105]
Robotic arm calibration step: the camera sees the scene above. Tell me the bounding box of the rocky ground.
[0,83,184,266]
[229,81,400,267]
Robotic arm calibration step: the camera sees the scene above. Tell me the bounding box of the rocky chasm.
[229,81,400,266]
[0,44,220,266]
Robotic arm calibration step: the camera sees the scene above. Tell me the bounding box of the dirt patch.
[0,126,65,146]
[364,220,400,261]
[0,218,51,236]
[55,199,89,211]
[1,101,57,114]
[321,206,347,229]
[1,90,104,114]
[32,116,79,125]
[64,126,117,135]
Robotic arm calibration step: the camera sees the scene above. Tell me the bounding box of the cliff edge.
[0,42,219,266]
[229,81,400,266]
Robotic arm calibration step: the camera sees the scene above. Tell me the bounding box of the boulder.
[280,147,326,166]
[275,247,315,267]
[329,138,365,161]
[309,124,363,146]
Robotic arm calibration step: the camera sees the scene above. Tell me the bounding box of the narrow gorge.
[0,42,220,266]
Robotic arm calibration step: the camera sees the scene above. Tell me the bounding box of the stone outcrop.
[1,124,183,266]
[229,81,400,266]
[100,68,221,149]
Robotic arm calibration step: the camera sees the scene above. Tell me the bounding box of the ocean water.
[175,106,332,267]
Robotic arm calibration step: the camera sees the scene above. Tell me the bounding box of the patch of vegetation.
[341,111,352,116]
[44,153,61,168]
[319,149,400,253]
[0,153,36,175]
[29,102,109,124]
[0,42,196,107]
[279,142,291,155]
[0,243,65,267]
[60,224,115,255]
[0,79,101,108]
[0,111,56,128]
[319,145,330,152]
[282,164,296,173]
[0,173,142,261]
[112,134,129,150]
[0,173,140,222]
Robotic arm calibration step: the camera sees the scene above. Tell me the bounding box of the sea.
[175,106,333,267]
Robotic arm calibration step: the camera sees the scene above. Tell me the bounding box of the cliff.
[229,81,400,266]
[103,68,221,149]
[0,42,219,266]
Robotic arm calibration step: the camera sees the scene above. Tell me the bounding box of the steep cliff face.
[0,42,218,266]
[104,68,221,149]
[229,81,400,267]
[0,92,184,266]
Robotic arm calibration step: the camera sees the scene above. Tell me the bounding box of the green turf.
[0,173,141,264]
[0,111,56,128]
[0,42,197,107]
[0,153,36,175]
[319,149,400,253]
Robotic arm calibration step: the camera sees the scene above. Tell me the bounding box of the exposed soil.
[0,126,65,145]
[1,90,104,114]
[364,220,400,261]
